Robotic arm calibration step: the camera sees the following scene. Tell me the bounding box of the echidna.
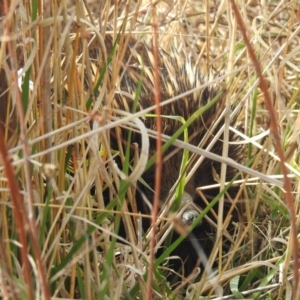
[96,35,244,280]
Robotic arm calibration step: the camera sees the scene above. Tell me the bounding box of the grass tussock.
[0,0,300,299]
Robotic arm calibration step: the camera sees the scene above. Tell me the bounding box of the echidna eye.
[182,209,202,226]
[180,191,202,226]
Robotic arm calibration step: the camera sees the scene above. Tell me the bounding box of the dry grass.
[0,0,300,299]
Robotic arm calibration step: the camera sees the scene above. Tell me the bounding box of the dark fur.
[95,36,243,280]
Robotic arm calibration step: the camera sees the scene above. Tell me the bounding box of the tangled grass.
[0,0,299,299]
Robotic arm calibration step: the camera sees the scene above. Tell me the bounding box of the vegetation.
[0,0,299,299]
